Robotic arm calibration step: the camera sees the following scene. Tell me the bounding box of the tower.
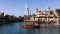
[47,6,50,15]
[25,3,29,16]
[26,8,29,15]
[35,8,38,13]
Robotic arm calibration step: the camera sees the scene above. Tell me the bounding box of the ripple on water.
[0,22,60,34]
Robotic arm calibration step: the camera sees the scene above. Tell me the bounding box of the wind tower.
[47,6,50,15]
[35,8,39,13]
[25,3,29,16]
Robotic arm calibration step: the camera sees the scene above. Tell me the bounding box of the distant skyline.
[0,0,60,17]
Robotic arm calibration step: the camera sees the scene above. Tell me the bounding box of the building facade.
[30,6,58,24]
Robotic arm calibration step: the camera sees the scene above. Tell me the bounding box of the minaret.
[25,3,29,16]
[47,6,50,15]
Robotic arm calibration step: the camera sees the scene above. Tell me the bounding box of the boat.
[21,7,59,28]
[21,24,40,28]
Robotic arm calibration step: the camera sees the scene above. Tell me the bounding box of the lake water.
[0,22,60,34]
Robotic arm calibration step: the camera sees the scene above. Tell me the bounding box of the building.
[25,3,29,16]
[30,6,58,24]
[0,12,4,16]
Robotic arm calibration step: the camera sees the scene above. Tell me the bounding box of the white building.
[30,6,58,24]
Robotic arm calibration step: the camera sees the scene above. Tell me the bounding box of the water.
[0,22,60,34]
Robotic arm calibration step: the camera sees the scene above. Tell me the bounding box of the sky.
[0,0,60,17]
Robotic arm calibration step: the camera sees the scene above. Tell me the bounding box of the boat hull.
[21,24,40,28]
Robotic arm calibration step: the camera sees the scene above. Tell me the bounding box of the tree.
[55,9,60,15]
[17,16,23,22]
[32,14,36,17]
[23,15,30,20]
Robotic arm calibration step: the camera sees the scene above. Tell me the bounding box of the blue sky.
[0,0,60,17]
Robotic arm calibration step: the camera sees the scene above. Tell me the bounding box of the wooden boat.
[21,24,40,28]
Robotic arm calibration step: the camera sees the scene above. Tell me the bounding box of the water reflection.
[22,25,60,34]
